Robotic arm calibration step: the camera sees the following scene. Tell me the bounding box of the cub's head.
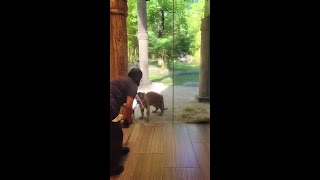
[136,92,145,104]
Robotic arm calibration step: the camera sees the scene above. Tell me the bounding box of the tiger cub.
[136,91,168,119]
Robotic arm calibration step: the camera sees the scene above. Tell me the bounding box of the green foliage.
[127,0,138,63]
[186,0,205,59]
[127,0,205,65]
[193,47,201,64]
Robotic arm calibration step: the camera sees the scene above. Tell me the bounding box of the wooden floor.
[110,123,210,180]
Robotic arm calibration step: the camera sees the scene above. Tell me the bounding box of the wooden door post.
[110,0,128,80]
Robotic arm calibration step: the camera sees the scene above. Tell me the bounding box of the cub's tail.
[160,95,168,110]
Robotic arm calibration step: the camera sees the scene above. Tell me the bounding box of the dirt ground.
[133,82,207,124]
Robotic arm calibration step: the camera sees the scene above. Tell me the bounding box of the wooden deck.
[110,123,210,180]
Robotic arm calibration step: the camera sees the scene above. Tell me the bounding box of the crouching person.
[109,68,142,176]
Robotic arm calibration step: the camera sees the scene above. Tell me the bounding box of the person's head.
[128,68,143,86]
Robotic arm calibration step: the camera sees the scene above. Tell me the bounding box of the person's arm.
[122,96,134,123]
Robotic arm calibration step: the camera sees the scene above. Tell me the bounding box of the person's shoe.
[110,165,124,176]
[122,147,130,155]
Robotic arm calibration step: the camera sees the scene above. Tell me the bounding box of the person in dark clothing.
[110,68,143,176]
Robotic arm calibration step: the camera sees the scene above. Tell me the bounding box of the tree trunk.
[161,9,165,36]
[158,9,165,38]
[137,0,150,85]
[110,0,128,80]
[161,49,165,70]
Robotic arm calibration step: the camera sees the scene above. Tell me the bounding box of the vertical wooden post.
[198,15,210,102]
[110,0,128,80]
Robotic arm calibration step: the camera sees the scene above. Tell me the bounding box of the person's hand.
[122,106,132,119]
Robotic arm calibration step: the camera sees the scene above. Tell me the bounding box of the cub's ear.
[138,92,145,95]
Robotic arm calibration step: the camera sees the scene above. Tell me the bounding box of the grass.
[151,75,200,86]
[169,60,200,72]
[173,73,199,85]
[149,60,160,67]
[149,74,172,85]
[149,60,200,85]
[150,59,200,72]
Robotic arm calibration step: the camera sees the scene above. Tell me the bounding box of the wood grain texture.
[132,154,163,180]
[164,123,188,134]
[186,124,210,134]
[133,124,164,153]
[110,0,128,16]
[149,124,164,153]
[128,123,141,143]
[189,131,210,143]
[164,133,198,167]
[192,142,211,180]
[133,124,153,153]
[110,0,128,80]
[175,134,199,167]
[110,123,210,179]
[163,133,176,167]
[162,168,204,180]
[187,124,210,143]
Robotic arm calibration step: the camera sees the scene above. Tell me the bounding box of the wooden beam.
[110,0,128,80]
